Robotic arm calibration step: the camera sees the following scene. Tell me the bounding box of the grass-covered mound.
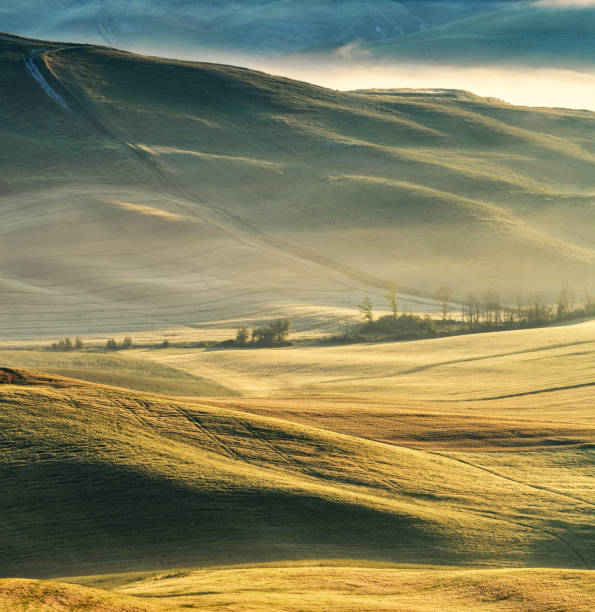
[0,368,592,578]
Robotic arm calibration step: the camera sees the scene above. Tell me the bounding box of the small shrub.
[235,327,250,346]
[121,337,133,349]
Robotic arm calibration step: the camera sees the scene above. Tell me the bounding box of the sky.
[252,60,595,112]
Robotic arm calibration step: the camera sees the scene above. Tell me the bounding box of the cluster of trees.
[235,319,292,347]
[356,281,433,339]
[105,337,133,351]
[358,280,400,322]
[50,337,84,351]
[356,281,595,338]
[462,285,594,330]
[49,336,134,351]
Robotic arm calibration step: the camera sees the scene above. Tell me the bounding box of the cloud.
[534,0,595,7]
[250,58,595,112]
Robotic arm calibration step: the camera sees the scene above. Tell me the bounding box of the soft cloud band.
[534,0,595,7]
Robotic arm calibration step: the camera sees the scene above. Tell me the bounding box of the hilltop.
[1,33,595,337]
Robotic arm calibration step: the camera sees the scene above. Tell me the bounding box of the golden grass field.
[3,565,594,611]
[0,313,593,609]
[0,318,593,611]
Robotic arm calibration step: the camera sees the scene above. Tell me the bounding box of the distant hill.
[1,33,595,337]
[362,2,595,67]
[0,1,503,56]
[0,367,592,577]
[2,1,593,69]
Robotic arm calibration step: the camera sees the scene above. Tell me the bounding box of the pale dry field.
[134,318,595,400]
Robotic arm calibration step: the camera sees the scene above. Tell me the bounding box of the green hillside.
[1,33,595,338]
[0,367,592,578]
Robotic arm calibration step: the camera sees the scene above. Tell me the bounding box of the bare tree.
[385,281,398,318]
[527,293,548,322]
[463,294,481,330]
[358,297,374,322]
[515,292,525,323]
[556,287,570,320]
[482,290,501,325]
[584,283,594,313]
[435,286,452,321]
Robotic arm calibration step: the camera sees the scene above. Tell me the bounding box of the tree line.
[234,319,292,347]
[354,281,595,339]
[50,336,134,351]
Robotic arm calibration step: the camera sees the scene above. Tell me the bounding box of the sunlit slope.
[0,578,157,612]
[2,33,595,337]
[0,349,237,397]
[0,368,592,577]
[138,318,595,399]
[89,565,595,612]
[4,567,595,612]
[0,185,366,338]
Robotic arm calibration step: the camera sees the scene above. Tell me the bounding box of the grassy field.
[0,316,593,609]
[0,366,592,580]
[4,565,592,611]
[1,33,595,338]
[0,350,237,397]
[134,318,595,399]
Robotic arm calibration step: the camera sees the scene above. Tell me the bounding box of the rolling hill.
[1,33,595,338]
[0,366,593,579]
